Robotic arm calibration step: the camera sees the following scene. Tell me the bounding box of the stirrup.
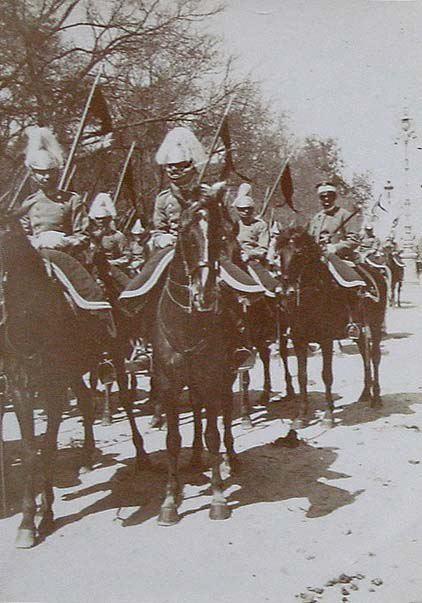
[233,347,256,371]
[346,322,361,340]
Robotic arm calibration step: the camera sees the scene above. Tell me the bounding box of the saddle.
[118,246,267,314]
[40,249,112,312]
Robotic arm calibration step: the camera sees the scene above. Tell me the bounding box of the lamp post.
[400,112,416,256]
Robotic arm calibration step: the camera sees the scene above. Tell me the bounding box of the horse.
[145,191,240,525]
[0,216,148,548]
[235,293,294,428]
[276,227,387,428]
[384,248,404,307]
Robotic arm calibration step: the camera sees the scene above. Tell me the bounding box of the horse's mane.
[276,226,322,260]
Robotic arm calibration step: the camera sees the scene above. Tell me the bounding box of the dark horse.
[149,193,239,525]
[0,217,148,548]
[276,227,387,427]
[384,248,404,308]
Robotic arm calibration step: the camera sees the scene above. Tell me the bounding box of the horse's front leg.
[397,281,402,308]
[292,340,308,428]
[189,390,204,470]
[114,353,149,471]
[320,340,335,427]
[357,326,372,404]
[38,387,65,539]
[258,344,271,405]
[221,375,238,474]
[239,370,252,429]
[158,398,182,526]
[12,385,37,548]
[280,333,295,399]
[149,374,166,429]
[205,406,230,521]
[370,326,383,409]
[71,377,96,469]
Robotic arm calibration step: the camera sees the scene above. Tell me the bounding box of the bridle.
[279,239,324,310]
[168,204,219,314]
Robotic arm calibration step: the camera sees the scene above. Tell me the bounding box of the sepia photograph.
[1,0,422,601]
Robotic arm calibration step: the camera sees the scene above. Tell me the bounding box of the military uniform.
[308,205,352,244]
[360,232,381,254]
[99,230,128,264]
[20,188,112,310]
[237,217,270,261]
[151,184,191,248]
[21,188,89,249]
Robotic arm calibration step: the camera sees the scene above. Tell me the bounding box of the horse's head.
[177,195,219,312]
[275,227,322,297]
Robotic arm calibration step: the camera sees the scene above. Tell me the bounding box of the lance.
[113,141,136,207]
[63,163,77,192]
[197,94,236,185]
[331,203,363,237]
[59,69,102,190]
[6,169,31,212]
[259,152,293,219]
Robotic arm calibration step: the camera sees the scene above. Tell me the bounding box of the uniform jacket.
[237,217,269,261]
[308,206,352,244]
[100,229,128,262]
[360,233,381,252]
[21,189,89,249]
[151,183,205,247]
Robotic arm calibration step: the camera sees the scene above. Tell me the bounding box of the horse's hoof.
[291,418,304,430]
[149,415,165,430]
[371,398,383,410]
[286,388,296,400]
[358,391,371,404]
[79,464,93,475]
[259,391,270,405]
[209,502,231,520]
[15,528,36,549]
[157,506,180,526]
[241,416,253,430]
[38,515,55,537]
[321,414,335,428]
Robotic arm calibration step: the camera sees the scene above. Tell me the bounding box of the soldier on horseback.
[308,181,368,339]
[19,126,114,324]
[232,185,281,295]
[119,127,256,365]
[360,224,381,255]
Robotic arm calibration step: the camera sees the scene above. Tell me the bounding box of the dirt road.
[1,283,422,603]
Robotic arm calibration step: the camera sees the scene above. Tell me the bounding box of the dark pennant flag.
[219,116,253,183]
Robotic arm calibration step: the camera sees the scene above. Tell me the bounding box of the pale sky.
[209,0,422,228]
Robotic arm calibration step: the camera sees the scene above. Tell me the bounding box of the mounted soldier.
[308,181,368,339]
[232,184,281,296]
[120,127,261,365]
[87,192,130,293]
[127,218,147,274]
[19,126,113,323]
[360,224,381,257]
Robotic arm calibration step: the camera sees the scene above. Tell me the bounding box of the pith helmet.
[155,127,206,169]
[233,182,254,208]
[25,126,64,170]
[89,192,116,219]
[131,219,144,234]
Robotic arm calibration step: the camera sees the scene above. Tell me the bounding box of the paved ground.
[1,282,422,603]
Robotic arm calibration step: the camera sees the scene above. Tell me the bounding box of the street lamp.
[400,111,416,254]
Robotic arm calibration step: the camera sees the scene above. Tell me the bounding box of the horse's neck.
[168,242,189,286]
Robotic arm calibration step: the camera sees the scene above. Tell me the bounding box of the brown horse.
[0,217,148,548]
[276,227,387,428]
[146,193,239,525]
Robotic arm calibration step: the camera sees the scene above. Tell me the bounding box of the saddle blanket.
[119,247,266,302]
[326,253,366,288]
[40,249,112,311]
